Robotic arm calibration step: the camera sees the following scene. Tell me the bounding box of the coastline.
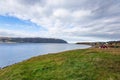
[0,45,91,69]
[0,43,91,68]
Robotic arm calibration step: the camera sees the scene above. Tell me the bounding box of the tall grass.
[0,48,120,80]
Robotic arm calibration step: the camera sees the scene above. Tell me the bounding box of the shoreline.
[0,47,119,69]
[0,47,91,69]
[0,44,91,69]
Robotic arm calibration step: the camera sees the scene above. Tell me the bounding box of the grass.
[0,48,120,80]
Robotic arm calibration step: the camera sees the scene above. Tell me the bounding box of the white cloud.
[0,0,120,42]
[72,10,91,18]
[53,8,70,18]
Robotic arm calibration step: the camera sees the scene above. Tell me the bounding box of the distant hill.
[0,37,67,43]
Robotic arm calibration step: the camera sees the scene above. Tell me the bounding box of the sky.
[0,0,120,43]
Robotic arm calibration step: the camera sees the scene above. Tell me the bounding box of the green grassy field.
[0,48,120,80]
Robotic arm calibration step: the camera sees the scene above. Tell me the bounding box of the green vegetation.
[0,48,120,80]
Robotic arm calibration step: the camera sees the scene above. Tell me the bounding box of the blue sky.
[0,0,120,42]
[0,15,43,32]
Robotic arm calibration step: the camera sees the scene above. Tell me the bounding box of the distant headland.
[0,37,67,43]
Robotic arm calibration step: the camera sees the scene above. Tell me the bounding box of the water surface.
[0,43,90,68]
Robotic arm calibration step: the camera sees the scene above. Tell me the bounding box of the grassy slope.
[0,48,120,80]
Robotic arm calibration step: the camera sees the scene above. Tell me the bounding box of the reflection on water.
[0,43,90,68]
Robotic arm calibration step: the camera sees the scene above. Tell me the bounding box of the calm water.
[0,43,90,68]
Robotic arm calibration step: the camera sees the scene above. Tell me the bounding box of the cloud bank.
[0,0,120,42]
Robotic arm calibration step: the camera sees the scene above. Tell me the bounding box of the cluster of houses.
[92,41,120,49]
[76,41,120,49]
[99,44,108,48]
